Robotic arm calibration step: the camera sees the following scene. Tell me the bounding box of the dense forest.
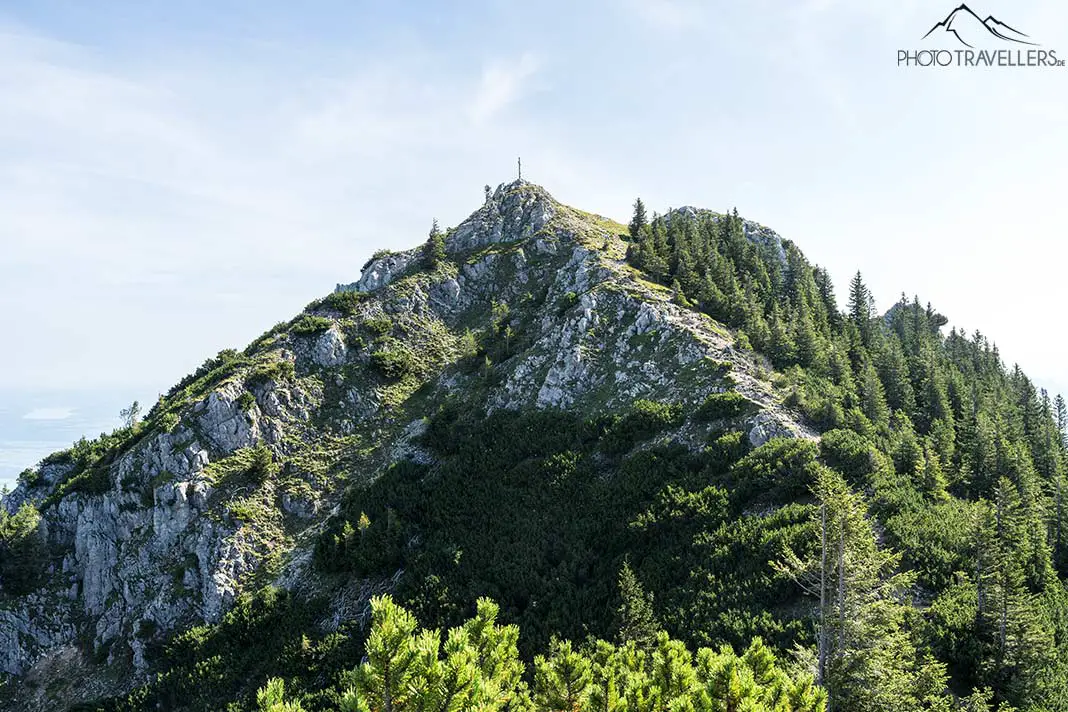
[624,200,1068,709]
[11,192,1067,711]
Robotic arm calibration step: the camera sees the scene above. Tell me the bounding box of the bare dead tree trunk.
[1057,471,1063,565]
[837,526,846,664]
[818,502,828,688]
[996,493,1007,660]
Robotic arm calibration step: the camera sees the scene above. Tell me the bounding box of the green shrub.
[315,406,803,663]
[290,315,332,336]
[106,586,347,711]
[42,426,148,507]
[696,391,754,421]
[364,315,393,338]
[705,430,749,469]
[726,438,821,509]
[247,360,295,388]
[227,498,268,524]
[308,290,367,316]
[63,467,112,497]
[557,291,579,315]
[248,446,276,482]
[238,391,256,413]
[0,503,46,594]
[370,348,415,379]
[153,349,253,414]
[602,399,684,455]
[136,619,159,640]
[203,446,277,487]
[363,249,393,269]
[17,468,40,488]
[244,322,289,356]
[160,412,181,432]
[818,429,887,487]
[327,290,366,313]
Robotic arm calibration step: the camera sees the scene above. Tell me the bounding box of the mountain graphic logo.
[922,4,1037,48]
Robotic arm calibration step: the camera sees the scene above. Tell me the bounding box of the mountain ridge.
[0,180,811,710]
[3,179,1066,711]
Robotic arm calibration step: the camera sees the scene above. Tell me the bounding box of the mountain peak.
[448,179,559,252]
[346,179,568,293]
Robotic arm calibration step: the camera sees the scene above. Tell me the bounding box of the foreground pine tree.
[257,595,828,711]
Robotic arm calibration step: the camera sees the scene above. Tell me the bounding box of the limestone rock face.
[0,179,813,707]
[447,180,554,253]
[312,327,348,367]
[351,251,419,293]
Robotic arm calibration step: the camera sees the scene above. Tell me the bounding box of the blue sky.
[1,0,1066,487]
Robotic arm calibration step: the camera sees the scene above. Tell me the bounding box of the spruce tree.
[847,271,874,346]
[859,359,891,430]
[423,218,446,269]
[1056,395,1067,449]
[777,467,949,711]
[616,560,659,649]
[628,198,648,241]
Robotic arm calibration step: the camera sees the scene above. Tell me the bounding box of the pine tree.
[423,219,446,269]
[922,441,949,499]
[858,360,891,430]
[0,503,44,595]
[1056,395,1067,450]
[777,467,945,711]
[794,301,824,371]
[974,479,1058,705]
[814,267,840,331]
[628,198,648,241]
[119,400,141,429]
[616,560,659,650]
[767,304,798,366]
[875,336,916,415]
[337,596,526,712]
[256,678,306,712]
[847,272,874,346]
[345,596,420,711]
[534,640,592,712]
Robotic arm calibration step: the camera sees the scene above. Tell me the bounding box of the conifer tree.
[858,360,891,430]
[0,503,45,595]
[875,336,916,416]
[423,219,446,269]
[777,466,949,711]
[767,304,798,366]
[847,272,874,346]
[629,198,648,241]
[1056,395,1067,449]
[616,560,659,650]
[256,678,305,712]
[534,640,592,712]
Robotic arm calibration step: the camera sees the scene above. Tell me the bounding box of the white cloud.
[0,19,567,391]
[468,54,541,126]
[22,407,74,421]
